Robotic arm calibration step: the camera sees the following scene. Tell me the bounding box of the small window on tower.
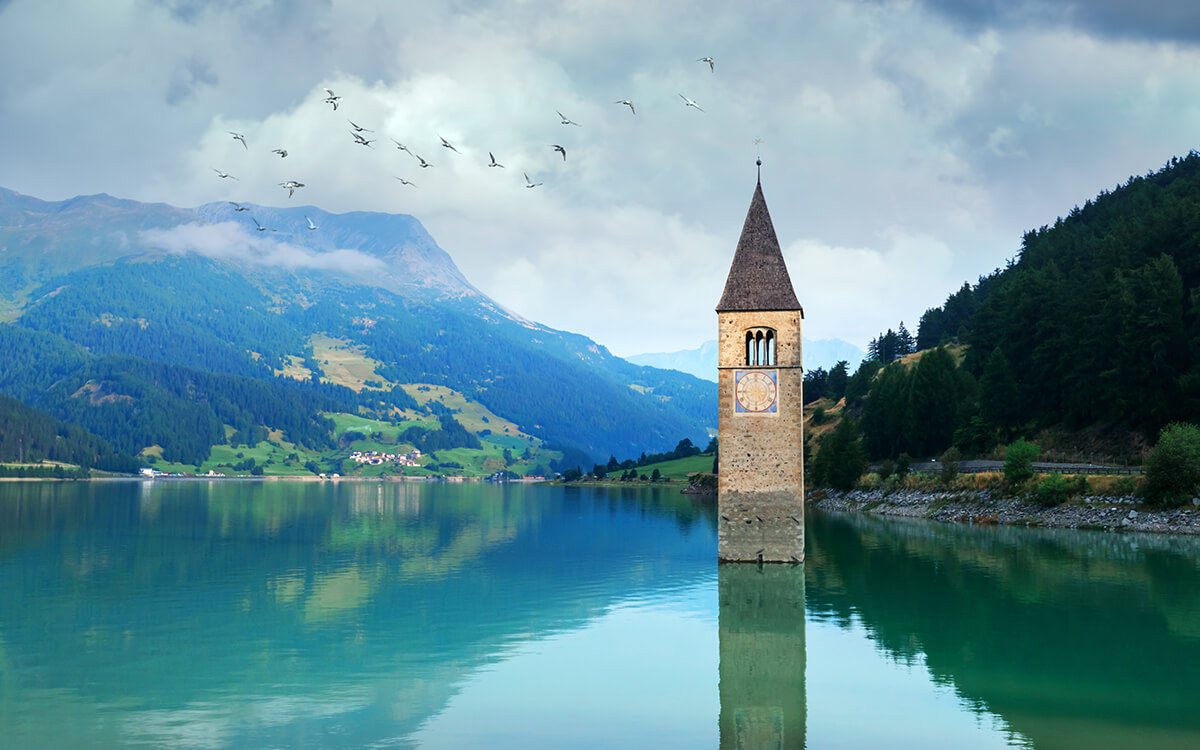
[744,327,776,366]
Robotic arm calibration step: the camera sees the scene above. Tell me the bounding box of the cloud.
[5,0,1200,357]
[140,221,386,274]
[785,230,962,347]
[166,57,218,106]
[901,0,1200,44]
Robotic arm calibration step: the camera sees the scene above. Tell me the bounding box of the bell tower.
[715,165,805,563]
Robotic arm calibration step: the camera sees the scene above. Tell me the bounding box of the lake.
[1,480,1199,748]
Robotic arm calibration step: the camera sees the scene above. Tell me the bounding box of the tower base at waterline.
[717,490,804,563]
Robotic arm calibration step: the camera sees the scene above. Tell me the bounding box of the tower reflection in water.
[719,563,806,750]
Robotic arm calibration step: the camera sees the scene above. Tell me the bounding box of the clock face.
[735,370,778,413]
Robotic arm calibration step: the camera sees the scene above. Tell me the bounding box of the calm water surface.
[1,480,1199,748]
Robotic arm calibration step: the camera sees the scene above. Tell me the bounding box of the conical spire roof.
[715,177,802,312]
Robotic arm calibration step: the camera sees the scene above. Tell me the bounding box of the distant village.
[349,448,423,467]
[136,444,548,483]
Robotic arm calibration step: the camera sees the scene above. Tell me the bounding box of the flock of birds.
[211,56,719,233]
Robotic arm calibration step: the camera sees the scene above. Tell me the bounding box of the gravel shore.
[809,488,1200,535]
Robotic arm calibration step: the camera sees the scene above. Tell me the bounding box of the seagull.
[212,168,238,180]
[348,120,373,133]
[616,99,636,114]
[679,93,704,111]
[698,56,715,72]
[394,176,417,187]
[439,136,460,154]
[349,131,375,148]
[488,152,504,168]
[279,180,305,198]
[305,216,318,230]
[271,148,288,158]
[415,154,432,168]
[550,144,567,161]
[523,171,542,188]
[228,201,249,212]
[557,110,581,126]
[228,131,247,149]
[251,216,268,232]
[323,88,342,110]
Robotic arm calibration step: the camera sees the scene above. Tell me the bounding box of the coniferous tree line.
[399,414,482,453]
[827,151,1200,468]
[21,255,306,377]
[803,361,850,404]
[0,393,139,472]
[915,151,1200,441]
[0,324,362,464]
[866,324,916,364]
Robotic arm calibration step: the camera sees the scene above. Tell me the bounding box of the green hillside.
[0,189,717,468]
[843,151,1200,463]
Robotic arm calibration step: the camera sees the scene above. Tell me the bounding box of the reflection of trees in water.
[0,481,716,748]
[719,563,806,750]
[805,510,1200,748]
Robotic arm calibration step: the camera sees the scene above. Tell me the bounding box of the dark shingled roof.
[715,178,802,312]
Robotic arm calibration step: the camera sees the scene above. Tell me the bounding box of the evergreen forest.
[830,152,1200,463]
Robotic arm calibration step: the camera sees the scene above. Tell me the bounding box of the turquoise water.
[2,481,1199,748]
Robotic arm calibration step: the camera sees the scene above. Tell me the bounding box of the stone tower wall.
[717,310,805,562]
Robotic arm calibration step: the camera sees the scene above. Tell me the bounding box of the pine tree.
[860,363,912,459]
[905,346,962,457]
[813,416,867,491]
[980,346,1020,439]
[827,360,850,402]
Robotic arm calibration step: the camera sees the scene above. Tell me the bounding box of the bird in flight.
[550,144,567,161]
[616,99,636,114]
[415,154,432,168]
[279,180,305,198]
[679,94,704,111]
[394,176,417,187]
[349,131,375,148]
[323,88,342,110]
[271,148,288,158]
[557,110,581,126]
[228,201,249,212]
[348,120,373,133]
[698,56,715,72]
[305,216,318,230]
[228,131,247,149]
[439,136,460,154]
[212,168,238,180]
[392,139,413,155]
[488,152,504,168]
[251,216,272,232]
[524,172,543,188]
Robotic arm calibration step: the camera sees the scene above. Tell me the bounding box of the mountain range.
[0,187,715,466]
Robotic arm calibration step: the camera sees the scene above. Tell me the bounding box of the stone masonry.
[717,310,805,562]
[715,175,805,563]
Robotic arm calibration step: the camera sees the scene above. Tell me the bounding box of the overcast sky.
[3,0,1200,357]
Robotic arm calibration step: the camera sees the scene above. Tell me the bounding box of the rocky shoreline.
[808,488,1200,535]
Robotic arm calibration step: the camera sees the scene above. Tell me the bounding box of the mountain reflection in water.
[0,481,717,748]
[3,481,1200,748]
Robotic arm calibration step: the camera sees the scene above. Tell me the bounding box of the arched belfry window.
[744,327,776,366]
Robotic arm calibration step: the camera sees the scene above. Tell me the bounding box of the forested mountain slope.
[917,152,1200,439]
[0,391,138,472]
[0,188,715,465]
